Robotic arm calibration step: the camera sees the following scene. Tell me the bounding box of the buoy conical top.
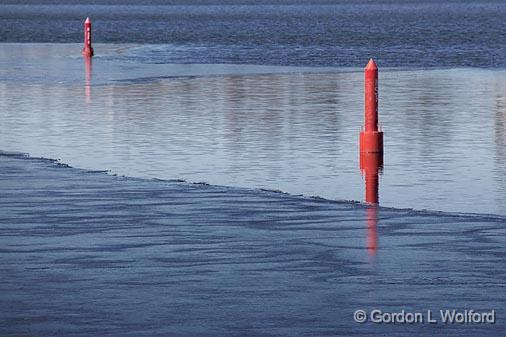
[85,17,90,23]
[365,58,377,71]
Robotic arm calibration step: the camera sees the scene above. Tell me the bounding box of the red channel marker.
[359,59,384,205]
[82,17,94,57]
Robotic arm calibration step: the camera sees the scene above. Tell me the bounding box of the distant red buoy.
[82,17,94,57]
[360,59,383,153]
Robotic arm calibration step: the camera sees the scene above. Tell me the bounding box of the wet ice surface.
[1,44,506,214]
[0,152,505,336]
[0,44,337,85]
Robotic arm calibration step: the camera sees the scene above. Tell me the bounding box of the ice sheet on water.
[0,43,344,85]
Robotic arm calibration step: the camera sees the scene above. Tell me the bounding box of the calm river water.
[1,45,506,215]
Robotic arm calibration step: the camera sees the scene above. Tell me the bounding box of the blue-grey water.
[1,152,505,337]
[1,2,506,336]
[1,0,506,67]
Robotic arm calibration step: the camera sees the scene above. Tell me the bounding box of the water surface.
[1,45,506,215]
[1,152,505,336]
[1,0,506,67]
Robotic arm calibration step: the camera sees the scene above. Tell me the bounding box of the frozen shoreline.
[0,151,505,336]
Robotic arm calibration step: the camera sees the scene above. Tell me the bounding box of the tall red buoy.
[82,17,94,57]
[359,59,383,257]
[360,59,383,153]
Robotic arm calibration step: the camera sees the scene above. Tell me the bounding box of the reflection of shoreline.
[221,72,345,179]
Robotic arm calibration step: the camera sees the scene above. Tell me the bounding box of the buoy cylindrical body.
[364,60,378,132]
[360,59,383,153]
[82,17,94,57]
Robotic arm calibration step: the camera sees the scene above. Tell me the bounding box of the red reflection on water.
[360,153,383,204]
[84,56,92,103]
[366,206,378,256]
[360,153,383,257]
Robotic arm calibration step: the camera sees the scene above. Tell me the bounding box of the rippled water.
[1,45,506,215]
[2,153,505,336]
[1,1,506,67]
